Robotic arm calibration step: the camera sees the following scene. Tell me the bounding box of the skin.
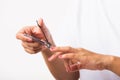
[16,18,79,80]
[49,46,120,76]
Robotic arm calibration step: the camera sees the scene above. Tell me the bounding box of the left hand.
[49,46,112,72]
[16,18,55,54]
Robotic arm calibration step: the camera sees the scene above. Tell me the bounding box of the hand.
[49,46,112,72]
[16,18,55,54]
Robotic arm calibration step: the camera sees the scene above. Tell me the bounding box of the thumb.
[37,18,55,47]
[37,18,51,41]
[32,18,47,39]
[37,18,48,32]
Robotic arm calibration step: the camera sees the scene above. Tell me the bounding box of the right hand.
[49,46,112,72]
[16,18,55,54]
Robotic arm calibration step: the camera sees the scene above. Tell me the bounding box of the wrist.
[102,55,115,70]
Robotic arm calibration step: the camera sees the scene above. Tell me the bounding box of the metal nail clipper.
[24,20,51,49]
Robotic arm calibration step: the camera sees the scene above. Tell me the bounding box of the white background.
[0,0,78,80]
[2,0,120,80]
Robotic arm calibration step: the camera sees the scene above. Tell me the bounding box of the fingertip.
[37,18,43,27]
[26,37,32,42]
[70,64,78,71]
[58,55,63,59]
[16,33,19,39]
[58,54,67,59]
[50,47,55,51]
[16,34,22,40]
[48,57,54,61]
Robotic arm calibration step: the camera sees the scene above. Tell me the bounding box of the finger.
[16,26,36,42]
[69,62,82,72]
[59,53,76,59]
[63,59,71,72]
[16,26,45,42]
[48,52,62,61]
[22,43,41,51]
[37,18,47,31]
[50,46,76,53]
[16,33,32,42]
[24,48,41,54]
[32,27,45,40]
[22,41,40,48]
[24,48,38,54]
[37,18,50,41]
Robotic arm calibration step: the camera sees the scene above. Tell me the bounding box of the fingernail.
[50,47,55,51]
[48,57,52,61]
[58,55,63,58]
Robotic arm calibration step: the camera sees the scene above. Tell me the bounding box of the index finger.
[16,26,33,42]
[16,32,32,42]
[50,46,76,53]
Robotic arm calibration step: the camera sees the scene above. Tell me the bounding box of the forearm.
[41,49,79,80]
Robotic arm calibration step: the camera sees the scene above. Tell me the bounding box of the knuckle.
[34,49,41,53]
[32,47,41,53]
[31,50,37,54]
[16,33,20,39]
[79,48,84,51]
[30,42,39,47]
[24,49,30,53]
[21,42,26,47]
[31,47,40,51]
[21,42,29,48]
[72,55,76,59]
[37,32,44,38]
[25,49,36,54]
[34,42,40,47]
[66,46,72,50]
[29,51,36,54]
[30,47,35,51]
[22,43,40,54]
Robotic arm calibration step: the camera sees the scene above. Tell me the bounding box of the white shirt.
[53,0,120,80]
